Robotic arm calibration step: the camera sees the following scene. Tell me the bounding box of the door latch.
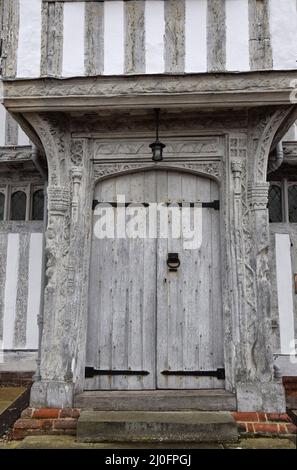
[167,253,180,272]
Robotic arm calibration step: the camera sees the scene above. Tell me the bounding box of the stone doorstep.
[76,411,239,443]
[74,389,237,411]
[12,408,297,442]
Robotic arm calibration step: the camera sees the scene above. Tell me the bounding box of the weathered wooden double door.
[86,170,224,390]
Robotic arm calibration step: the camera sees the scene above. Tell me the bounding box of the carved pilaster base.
[236,381,286,412]
[30,380,74,408]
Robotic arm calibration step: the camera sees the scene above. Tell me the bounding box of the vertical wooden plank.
[1,0,19,78]
[167,171,183,388]
[85,1,104,76]
[209,179,224,388]
[0,233,8,342]
[5,112,18,146]
[248,0,273,70]
[0,105,6,146]
[41,1,64,77]
[195,176,213,388]
[143,171,157,388]
[181,173,200,389]
[13,232,30,349]
[164,0,185,73]
[207,0,226,72]
[156,170,169,387]
[124,0,145,74]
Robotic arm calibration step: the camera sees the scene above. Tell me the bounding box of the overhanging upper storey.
[1,0,297,80]
[2,71,297,113]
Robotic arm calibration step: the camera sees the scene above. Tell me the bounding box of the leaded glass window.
[288,185,297,223]
[32,189,44,221]
[268,185,282,223]
[0,193,4,221]
[11,191,26,221]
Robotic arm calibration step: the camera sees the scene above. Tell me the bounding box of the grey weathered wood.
[86,172,156,390]
[248,0,273,70]
[207,0,226,72]
[157,172,223,389]
[41,1,64,77]
[1,0,19,78]
[87,170,223,391]
[85,1,104,76]
[124,0,145,74]
[5,112,18,146]
[13,232,30,348]
[74,389,237,411]
[164,0,185,73]
[0,232,8,341]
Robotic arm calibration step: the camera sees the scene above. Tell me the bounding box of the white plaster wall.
[275,234,295,355]
[0,104,6,146]
[145,0,165,74]
[1,232,42,352]
[226,0,250,71]
[62,2,85,77]
[269,0,297,69]
[185,0,207,73]
[2,234,20,350]
[8,0,297,78]
[17,0,42,78]
[18,126,30,146]
[25,233,43,349]
[103,0,124,75]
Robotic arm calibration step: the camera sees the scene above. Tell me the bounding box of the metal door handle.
[167,253,180,271]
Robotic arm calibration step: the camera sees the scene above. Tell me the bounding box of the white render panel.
[18,126,30,146]
[25,233,43,349]
[62,2,85,77]
[2,234,20,349]
[0,104,6,146]
[17,0,42,78]
[275,234,295,355]
[145,0,165,74]
[270,0,297,70]
[103,0,124,75]
[185,0,207,73]
[226,0,250,71]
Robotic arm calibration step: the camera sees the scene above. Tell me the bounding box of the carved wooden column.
[23,114,93,407]
[233,109,292,412]
[235,181,285,411]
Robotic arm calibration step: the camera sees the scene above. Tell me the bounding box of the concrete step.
[74,390,237,411]
[77,411,238,443]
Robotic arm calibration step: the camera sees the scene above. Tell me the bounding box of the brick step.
[76,411,238,443]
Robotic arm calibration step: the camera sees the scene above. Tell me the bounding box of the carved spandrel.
[93,138,223,160]
[93,161,221,182]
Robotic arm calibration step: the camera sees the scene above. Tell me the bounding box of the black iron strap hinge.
[92,200,220,211]
[85,367,149,378]
[161,368,225,380]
